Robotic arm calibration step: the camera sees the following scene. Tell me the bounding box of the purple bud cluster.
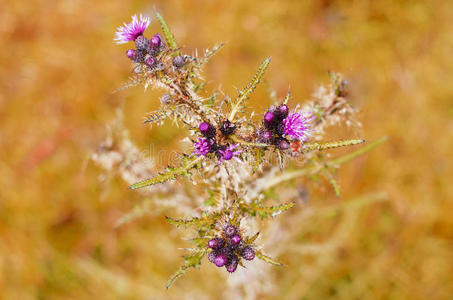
[126,33,166,67]
[114,15,166,67]
[258,104,291,149]
[193,121,242,163]
[207,223,255,273]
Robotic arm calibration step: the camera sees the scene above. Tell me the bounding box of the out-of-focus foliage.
[1,1,452,299]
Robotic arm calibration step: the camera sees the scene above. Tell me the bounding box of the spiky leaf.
[166,250,207,289]
[240,201,295,219]
[328,178,341,197]
[155,12,179,55]
[255,250,283,266]
[129,156,202,189]
[197,43,225,67]
[302,139,365,152]
[166,211,221,229]
[229,57,271,120]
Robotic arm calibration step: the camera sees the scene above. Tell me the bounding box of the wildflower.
[230,234,241,246]
[193,138,211,157]
[150,34,161,47]
[213,247,232,267]
[214,254,228,267]
[225,255,239,273]
[257,128,273,143]
[172,56,186,68]
[126,49,137,59]
[218,144,242,164]
[264,111,275,124]
[241,246,255,261]
[114,14,151,44]
[275,138,290,150]
[208,251,217,263]
[134,35,149,51]
[223,223,238,237]
[199,122,216,138]
[282,107,313,141]
[145,56,155,67]
[274,104,289,120]
[208,238,225,249]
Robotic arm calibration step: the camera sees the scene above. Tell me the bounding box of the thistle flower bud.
[275,104,289,119]
[131,50,145,63]
[208,237,225,249]
[199,122,216,138]
[264,111,275,123]
[220,120,236,136]
[223,223,237,237]
[230,234,241,246]
[276,138,290,150]
[225,255,239,273]
[126,49,137,59]
[257,128,273,143]
[264,111,277,130]
[172,56,186,68]
[134,35,149,51]
[208,251,217,263]
[241,246,255,261]
[145,56,155,67]
[214,254,227,267]
[150,34,161,47]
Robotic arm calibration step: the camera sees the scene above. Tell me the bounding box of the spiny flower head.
[282,107,313,141]
[199,122,216,138]
[193,138,211,157]
[218,144,242,164]
[114,14,151,44]
[223,223,237,237]
[226,255,239,273]
[208,237,225,249]
[241,246,255,261]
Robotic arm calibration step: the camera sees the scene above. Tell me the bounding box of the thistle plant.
[92,12,382,288]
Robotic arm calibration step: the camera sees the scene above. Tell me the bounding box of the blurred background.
[1,0,453,299]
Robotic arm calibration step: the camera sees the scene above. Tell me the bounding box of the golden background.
[1,0,452,299]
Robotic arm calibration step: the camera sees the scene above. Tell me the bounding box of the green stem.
[229,135,269,148]
[265,136,388,188]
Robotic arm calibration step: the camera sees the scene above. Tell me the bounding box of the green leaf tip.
[155,12,179,55]
[255,250,283,266]
[229,57,271,121]
[166,250,207,289]
[302,139,365,152]
[129,156,202,190]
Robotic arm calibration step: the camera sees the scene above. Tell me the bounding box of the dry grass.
[1,0,452,299]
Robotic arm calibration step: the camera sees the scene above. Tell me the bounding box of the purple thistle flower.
[208,238,225,249]
[230,235,241,246]
[193,138,211,157]
[225,255,239,273]
[282,107,313,141]
[114,14,151,44]
[223,223,237,237]
[172,56,186,68]
[199,122,216,138]
[145,56,155,66]
[208,251,217,263]
[126,49,137,59]
[218,144,242,164]
[257,128,273,143]
[150,34,161,47]
[214,253,228,267]
[241,246,255,261]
